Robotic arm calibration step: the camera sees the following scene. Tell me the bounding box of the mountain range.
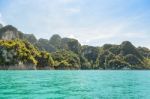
[0,24,150,70]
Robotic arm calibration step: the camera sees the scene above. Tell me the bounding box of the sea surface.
[0,70,150,99]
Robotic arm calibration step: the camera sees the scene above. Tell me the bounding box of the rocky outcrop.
[0,25,20,40]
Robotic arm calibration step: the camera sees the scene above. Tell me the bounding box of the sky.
[0,0,150,48]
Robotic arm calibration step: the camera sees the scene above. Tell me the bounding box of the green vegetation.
[51,50,80,69]
[0,24,150,70]
[0,39,37,67]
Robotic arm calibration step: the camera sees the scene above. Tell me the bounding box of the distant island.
[0,24,150,70]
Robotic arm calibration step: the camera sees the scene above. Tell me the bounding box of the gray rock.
[0,25,20,40]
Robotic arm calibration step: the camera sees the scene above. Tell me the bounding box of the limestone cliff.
[0,25,20,40]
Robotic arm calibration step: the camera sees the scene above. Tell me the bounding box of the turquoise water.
[0,71,150,99]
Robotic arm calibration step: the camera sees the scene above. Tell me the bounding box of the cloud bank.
[0,13,5,25]
[0,0,150,48]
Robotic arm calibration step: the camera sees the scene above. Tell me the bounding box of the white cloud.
[67,34,76,38]
[0,13,5,25]
[60,0,75,3]
[2,0,150,48]
[65,8,80,14]
[122,32,147,38]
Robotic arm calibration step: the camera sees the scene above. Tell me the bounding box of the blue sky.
[0,0,150,48]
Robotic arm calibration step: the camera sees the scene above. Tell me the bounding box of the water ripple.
[0,70,150,99]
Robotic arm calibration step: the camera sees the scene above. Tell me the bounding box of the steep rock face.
[137,47,150,58]
[35,38,56,52]
[0,25,37,44]
[82,46,99,61]
[1,30,19,40]
[120,41,143,60]
[67,39,81,54]
[0,25,20,40]
[60,38,81,54]
[49,34,61,49]
[23,34,37,44]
